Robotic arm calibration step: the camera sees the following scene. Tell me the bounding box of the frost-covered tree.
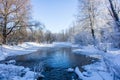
[107,0,120,48]
[74,0,101,45]
[74,32,93,45]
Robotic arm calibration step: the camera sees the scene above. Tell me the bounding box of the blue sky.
[31,0,77,33]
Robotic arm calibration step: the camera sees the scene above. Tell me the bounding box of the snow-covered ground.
[0,42,42,60]
[74,61,113,80]
[72,44,120,80]
[72,45,102,58]
[0,64,36,80]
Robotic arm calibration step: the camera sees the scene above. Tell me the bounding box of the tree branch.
[6,21,20,35]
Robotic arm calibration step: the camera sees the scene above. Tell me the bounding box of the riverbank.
[0,42,51,61]
[73,45,120,80]
[0,63,36,80]
[0,42,73,61]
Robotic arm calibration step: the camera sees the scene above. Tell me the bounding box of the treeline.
[0,0,72,45]
[65,0,120,48]
[1,0,120,48]
[0,0,53,44]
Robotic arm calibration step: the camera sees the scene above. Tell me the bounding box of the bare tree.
[77,0,100,45]
[0,0,31,44]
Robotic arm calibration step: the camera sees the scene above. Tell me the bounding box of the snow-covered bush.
[0,64,36,80]
[74,32,93,46]
[5,60,16,65]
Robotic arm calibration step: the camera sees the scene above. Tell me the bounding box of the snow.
[0,42,42,60]
[72,45,102,59]
[72,45,120,62]
[75,62,113,80]
[53,42,72,47]
[67,68,74,72]
[82,61,113,80]
[0,42,67,61]
[107,48,120,55]
[6,60,16,64]
[73,44,120,80]
[75,67,85,79]
[72,45,99,54]
[0,64,36,80]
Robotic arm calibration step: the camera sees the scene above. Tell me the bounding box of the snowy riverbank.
[0,42,73,61]
[0,64,36,80]
[72,45,120,80]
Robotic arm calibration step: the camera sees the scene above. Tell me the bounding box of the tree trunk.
[89,1,96,45]
[2,35,7,44]
[2,25,7,44]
